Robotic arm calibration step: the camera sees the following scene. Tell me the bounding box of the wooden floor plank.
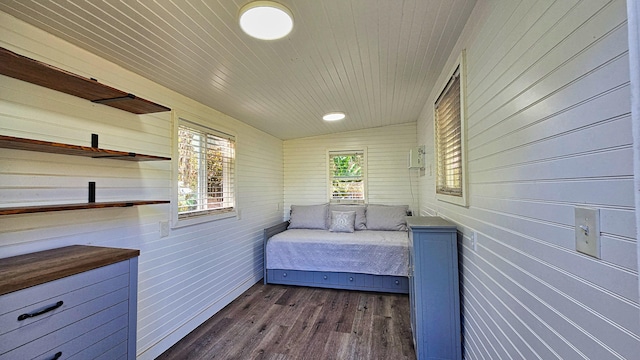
[156,282,416,360]
[346,293,374,360]
[248,324,289,359]
[393,295,417,358]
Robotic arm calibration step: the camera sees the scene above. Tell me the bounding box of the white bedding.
[266,229,409,276]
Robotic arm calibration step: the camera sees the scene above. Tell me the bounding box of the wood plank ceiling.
[0,0,476,140]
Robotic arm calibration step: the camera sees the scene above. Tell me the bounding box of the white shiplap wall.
[0,12,283,360]
[418,0,640,359]
[283,123,419,213]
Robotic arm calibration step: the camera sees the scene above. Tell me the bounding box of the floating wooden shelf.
[0,49,171,216]
[0,200,170,216]
[0,46,170,114]
[0,135,170,215]
[0,135,171,161]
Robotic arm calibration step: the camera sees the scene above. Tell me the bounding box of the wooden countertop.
[0,245,139,296]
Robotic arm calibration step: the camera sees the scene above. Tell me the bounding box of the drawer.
[313,272,340,284]
[67,321,128,360]
[0,270,129,339]
[382,275,408,290]
[270,269,313,282]
[0,260,129,317]
[0,303,129,360]
[0,288,129,359]
[94,342,128,360]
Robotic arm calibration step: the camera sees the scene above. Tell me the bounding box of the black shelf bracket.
[88,182,96,203]
[92,93,136,104]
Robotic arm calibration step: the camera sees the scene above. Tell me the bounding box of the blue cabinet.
[407,216,462,360]
[0,246,139,360]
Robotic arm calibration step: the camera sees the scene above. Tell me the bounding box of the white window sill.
[172,210,237,228]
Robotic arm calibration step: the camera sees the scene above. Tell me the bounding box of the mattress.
[266,229,409,276]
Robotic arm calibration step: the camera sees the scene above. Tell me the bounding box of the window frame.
[434,50,468,207]
[327,148,368,204]
[172,109,237,228]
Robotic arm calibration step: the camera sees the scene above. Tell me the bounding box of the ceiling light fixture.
[239,1,294,40]
[323,112,346,121]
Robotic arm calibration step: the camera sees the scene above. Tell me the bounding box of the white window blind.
[435,65,463,197]
[329,150,366,203]
[177,120,235,219]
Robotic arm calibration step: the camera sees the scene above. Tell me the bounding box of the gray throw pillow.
[328,204,366,230]
[329,211,356,233]
[288,204,328,229]
[365,204,409,231]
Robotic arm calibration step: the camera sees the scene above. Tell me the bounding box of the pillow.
[288,204,328,229]
[328,204,366,230]
[365,204,409,231]
[329,211,356,233]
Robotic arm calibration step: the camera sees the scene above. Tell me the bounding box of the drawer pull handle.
[349,277,354,281]
[323,275,328,280]
[18,301,64,321]
[50,352,62,360]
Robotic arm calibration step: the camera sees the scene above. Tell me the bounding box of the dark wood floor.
[157,282,416,360]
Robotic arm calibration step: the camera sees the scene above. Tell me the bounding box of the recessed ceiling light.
[323,112,346,121]
[239,1,294,40]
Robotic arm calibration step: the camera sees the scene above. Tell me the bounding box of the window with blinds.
[435,52,467,206]
[328,150,366,203]
[177,120,235,219]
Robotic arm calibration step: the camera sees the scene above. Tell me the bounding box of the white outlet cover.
[575,207,600,258]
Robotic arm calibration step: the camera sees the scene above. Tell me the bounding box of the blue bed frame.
[263,221,409,294]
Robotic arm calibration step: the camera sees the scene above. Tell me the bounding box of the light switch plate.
[472,232,478,251]
[159,221,169,238]
[575,207,600,258]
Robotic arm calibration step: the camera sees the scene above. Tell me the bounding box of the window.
[175,116,235,224]
[435,51,467,206]
[328,149,367,203]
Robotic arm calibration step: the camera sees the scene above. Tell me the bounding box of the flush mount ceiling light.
[239,1,294,40]
[323,112,346,121]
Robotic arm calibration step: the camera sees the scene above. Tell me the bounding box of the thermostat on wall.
[409,146,425,169]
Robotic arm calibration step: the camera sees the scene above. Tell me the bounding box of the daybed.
[263,203,411,293]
